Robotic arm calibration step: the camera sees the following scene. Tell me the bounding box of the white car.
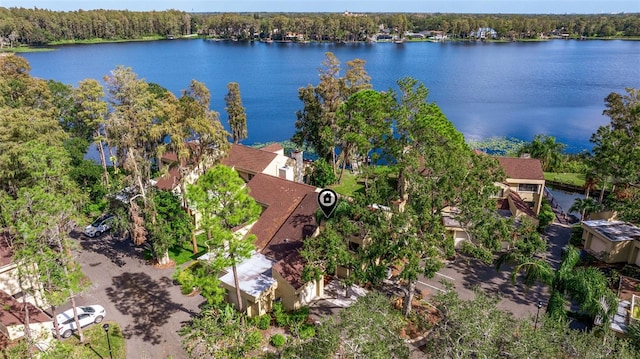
[84,215,114,237]
[53,305,106,338]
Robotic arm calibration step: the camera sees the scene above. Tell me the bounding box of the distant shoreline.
[3,34,638,53]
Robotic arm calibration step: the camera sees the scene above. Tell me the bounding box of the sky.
[0,0,638,14]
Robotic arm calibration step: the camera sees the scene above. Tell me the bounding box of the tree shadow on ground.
[105,272,196,345]
[455,255,546,308]
[73,230,146,267]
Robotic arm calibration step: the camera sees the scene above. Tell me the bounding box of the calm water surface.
[22,39,640,151]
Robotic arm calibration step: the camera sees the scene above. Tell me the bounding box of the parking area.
[417,223,571,319]
[59,232,204,359]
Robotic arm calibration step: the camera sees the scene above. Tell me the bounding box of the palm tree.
[498,245,617,324]
[569,197,603,220]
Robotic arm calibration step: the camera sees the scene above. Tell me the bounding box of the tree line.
[1,7,639,46]
[0,53,250,356]
[2,48,639,356]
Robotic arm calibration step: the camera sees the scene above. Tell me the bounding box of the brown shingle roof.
[221,144,277,175]
[247,174,318,251]
[262,192,318,261]
[155,166,181,191]
[496,157,544,181]
[0,291,51,327]
[260,143,284,153]
[273,251,307,290]
[508,191,537,218]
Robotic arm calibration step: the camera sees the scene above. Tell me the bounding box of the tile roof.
[247,174,318,251]
[496,157,544,181]
[0,291,51,327]
[221,144,278,174]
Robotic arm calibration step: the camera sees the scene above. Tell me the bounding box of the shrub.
[173,265,196,295]
[254,314,271,330]
[273,302,289,327]
[244,330,263,352]
[570,227,584,247]
[537,200,555,232]
[298,324,316,340]
[270,333,286,348]
[289,306,309,325]
[309,158,337,187]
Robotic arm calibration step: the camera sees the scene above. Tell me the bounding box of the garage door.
[589,237,607,254]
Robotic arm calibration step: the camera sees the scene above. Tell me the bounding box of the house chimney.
[292,149,304,183]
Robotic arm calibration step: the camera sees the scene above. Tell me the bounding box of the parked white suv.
[54,305,106,338]
[84,215,114,237]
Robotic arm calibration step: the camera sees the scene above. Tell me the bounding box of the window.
[518,184,538,193]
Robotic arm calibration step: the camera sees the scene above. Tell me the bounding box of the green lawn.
[330,171,364,197]
[55,321,126,359]
[167,234,209,265]
[330,166,397,198]
[544,172,586,187]
[47,35,166,45]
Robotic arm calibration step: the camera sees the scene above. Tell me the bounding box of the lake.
[22,39,640,152]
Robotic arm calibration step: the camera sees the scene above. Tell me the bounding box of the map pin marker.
[317,189,338,218]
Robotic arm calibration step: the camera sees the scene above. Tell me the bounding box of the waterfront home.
[204,174,323,316]
[446,156,544,249]
[161,143,322,316]
[495,156,545,215]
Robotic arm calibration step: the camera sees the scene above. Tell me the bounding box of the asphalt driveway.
[417,222,572,320]
[59,232,205,359]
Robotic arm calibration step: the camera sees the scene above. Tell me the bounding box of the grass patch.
[55,321,126,359]
[544,172,586,187]
[48,36,166,46]
[331,166,397,198]
[144,234,209,265]
[331,171,363,197]
[168,234,209,265]
[0,46,55,53]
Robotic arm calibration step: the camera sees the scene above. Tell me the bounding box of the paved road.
[59,232,205,359]
[418,222,572,320]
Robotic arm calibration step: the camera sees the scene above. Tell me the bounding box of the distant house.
[0,237,51,343]
[155,142,305,200]
[220,143,302,183]
[471,27,498,39]
[582,220,640,265]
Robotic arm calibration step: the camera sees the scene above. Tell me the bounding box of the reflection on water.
[546,187,585,219]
